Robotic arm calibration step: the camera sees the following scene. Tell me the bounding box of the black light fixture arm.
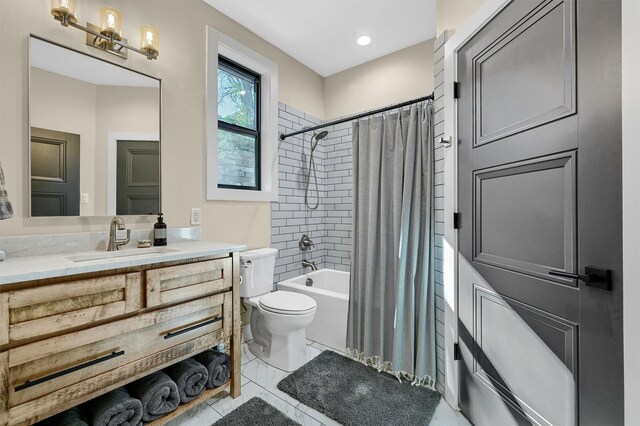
[279,93,434,141]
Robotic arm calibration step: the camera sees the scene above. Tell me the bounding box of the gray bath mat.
[278,350,441,426]
[213,397,301,426]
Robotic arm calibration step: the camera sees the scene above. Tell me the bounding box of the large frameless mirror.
[29,35,161,217]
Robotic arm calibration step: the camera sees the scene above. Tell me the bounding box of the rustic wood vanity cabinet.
[0,251,242,425]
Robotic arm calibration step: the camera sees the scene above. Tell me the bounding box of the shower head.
[313,130,329,141]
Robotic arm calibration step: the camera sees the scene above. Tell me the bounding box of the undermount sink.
[66,247,181,263]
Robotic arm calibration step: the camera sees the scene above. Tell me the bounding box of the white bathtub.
[278,269,349,351]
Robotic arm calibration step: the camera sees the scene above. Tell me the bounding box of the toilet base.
[248,327,309,372]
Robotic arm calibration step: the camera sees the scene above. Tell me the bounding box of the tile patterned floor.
[168,340,471,426]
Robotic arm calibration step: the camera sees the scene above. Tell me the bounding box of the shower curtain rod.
[279,93,434,140]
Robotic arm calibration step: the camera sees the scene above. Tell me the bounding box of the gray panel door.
[116,140,160,215]
[457,0,622,425]
[30,127,80,217]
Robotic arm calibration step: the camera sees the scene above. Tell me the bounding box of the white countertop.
[0,240,247,285]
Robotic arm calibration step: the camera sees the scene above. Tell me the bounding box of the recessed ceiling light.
[357,36,371,46]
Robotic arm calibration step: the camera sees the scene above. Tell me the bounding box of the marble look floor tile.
[306,344,323,361]
[240,343,257,365]
[164,401,222,426]
[240,358,298,406]
[296,402,343,426]
[310,341,347,355]
[209,380,321,426]
[431,400,472,426]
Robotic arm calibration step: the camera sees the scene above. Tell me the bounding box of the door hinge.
[453,212,461,229]
[454,343,461,361]
[453,81,460,99]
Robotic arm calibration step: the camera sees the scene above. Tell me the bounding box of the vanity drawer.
[146,257,232,307]
[7,291,231,408]
[5,273,142,344]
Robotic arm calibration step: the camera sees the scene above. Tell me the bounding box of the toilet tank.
[239,248,278,298]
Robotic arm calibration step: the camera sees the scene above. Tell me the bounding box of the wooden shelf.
[146,381,232,426]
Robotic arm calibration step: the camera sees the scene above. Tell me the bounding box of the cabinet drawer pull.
[15,350,125,392]
[163,316,223,340]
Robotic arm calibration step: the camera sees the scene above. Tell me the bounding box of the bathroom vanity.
[0,241,244,425]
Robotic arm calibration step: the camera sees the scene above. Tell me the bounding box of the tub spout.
[302,259,317,271]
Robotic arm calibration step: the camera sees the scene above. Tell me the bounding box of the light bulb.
[100,7,122,36]
[140,25,160,58]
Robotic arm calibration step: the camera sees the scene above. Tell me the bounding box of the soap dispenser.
[153,213,167,246]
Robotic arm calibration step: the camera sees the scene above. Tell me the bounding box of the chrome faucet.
[302,259,317,271]
[299,234,314,251]
[107,216,131,251]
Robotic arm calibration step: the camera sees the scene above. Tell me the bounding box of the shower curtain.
[347,101,436,388]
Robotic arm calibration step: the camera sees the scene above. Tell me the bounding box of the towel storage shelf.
[144,383,230,426]
[0,251,242,425]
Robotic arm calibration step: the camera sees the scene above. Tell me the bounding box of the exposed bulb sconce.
[50,0,78,24]
[50,1,160,60]
[100,7,122,40]
[140,25,160,59]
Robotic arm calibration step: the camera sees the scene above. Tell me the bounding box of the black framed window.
[217,56,261,190]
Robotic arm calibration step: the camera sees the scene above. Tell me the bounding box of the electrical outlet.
[80,193,89,204]
[190,208,201,225]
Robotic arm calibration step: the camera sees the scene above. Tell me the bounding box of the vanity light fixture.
[50,1,160,60]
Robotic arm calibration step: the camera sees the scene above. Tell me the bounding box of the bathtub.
[278,269,349,351]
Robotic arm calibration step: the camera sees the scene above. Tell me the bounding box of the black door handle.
[548,270,592,282]
[549,266,612,290]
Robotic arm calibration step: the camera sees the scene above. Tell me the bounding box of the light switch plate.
[80,193,89,204]
[190,208,201,225]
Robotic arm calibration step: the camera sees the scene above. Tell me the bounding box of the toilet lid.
[259,291,316,315]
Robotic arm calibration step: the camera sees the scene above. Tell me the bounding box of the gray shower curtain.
[347,101,436,387]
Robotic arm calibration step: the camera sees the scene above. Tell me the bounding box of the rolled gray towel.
[88,388,142,426]
[40,407,89,426]
[194,350,232,388]
[128,371,180,422]
[164,358,209,403]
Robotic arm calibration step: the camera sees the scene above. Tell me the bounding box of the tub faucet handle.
[299,234,314,251]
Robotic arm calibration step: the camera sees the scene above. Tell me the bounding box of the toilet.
[240,248,317,372]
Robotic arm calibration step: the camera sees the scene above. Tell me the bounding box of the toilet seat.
[259,291,316,315]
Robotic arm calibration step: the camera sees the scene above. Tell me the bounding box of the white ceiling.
[30,37,159,88]
[203,0,437,77]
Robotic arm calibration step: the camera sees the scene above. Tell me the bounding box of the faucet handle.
[299,234,314,251]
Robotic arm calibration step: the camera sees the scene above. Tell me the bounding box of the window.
[217,57,261,190]
[206,26,279,202]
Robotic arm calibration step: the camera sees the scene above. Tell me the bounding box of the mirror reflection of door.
[30,127,80,217]
[116,140,160,215]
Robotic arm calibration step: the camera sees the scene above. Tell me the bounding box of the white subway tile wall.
[273,104,353,284]
[433,32,447,394]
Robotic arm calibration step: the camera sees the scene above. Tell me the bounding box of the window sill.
[207,186,277,202]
